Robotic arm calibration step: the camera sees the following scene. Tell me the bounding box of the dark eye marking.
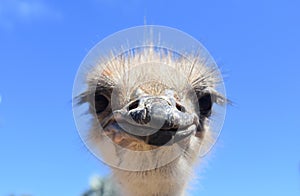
[94,94,109,114]
[198,93,213,117]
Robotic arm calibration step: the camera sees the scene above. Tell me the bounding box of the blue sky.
[0,0,300,195]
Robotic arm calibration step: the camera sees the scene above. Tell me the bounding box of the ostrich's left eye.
[94,94,109,114]
[198,93,213,117]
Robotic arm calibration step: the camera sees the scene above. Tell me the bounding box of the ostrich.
[74,26,227,196]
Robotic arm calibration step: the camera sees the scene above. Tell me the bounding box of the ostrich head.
[73,26,227,196]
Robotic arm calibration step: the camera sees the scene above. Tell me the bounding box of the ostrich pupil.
[198,94,213,117]
[94,94,109,114]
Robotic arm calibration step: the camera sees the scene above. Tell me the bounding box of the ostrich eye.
[94,94,109,114]
[198,93,213,117]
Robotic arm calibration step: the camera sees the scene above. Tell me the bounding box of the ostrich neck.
[112,158,192,196]
[109,137,202,195]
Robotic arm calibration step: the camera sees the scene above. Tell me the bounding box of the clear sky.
[0,0,300,195]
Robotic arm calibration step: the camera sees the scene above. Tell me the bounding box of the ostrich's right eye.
[198,93,213,117]
[94,94,109,114]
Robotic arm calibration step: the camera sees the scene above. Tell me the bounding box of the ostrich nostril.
[175,102,186,113]
[129,107,151,125]
[128,99,140,111]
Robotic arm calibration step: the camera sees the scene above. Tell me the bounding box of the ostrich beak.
[109,96,200,146]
